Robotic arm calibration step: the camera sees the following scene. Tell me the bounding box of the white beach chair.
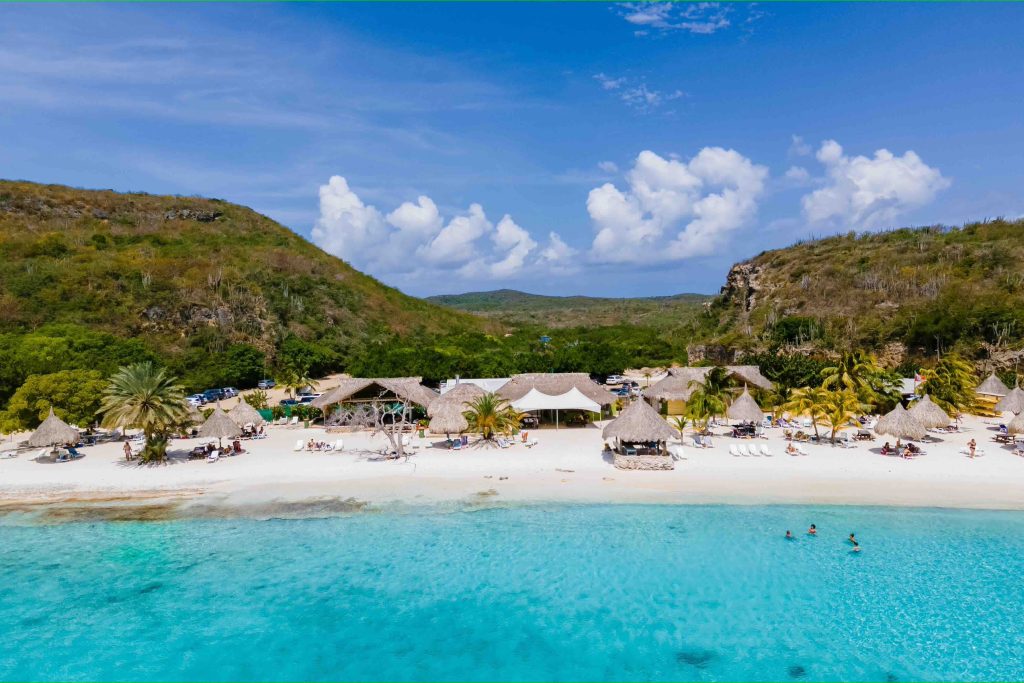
[333,439,344,452]
[741,444,754,456]
[207,450,219,463]
[796,444,809,456]
[293,439,304,452]
[524,438,538,448]
[287,416,299,428]
[760,444,773,457]
[0,450,16,459]
[729,444,741,457]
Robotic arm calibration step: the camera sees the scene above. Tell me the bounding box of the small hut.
[975,373,1010,417]
[228,399,265,428]
[1008,412,1024,435]
[427,383,485,435]
[727,388,764,424]
[602,399,677,470]
[27,408,79,449]
[198,408,241,448]
[908,394,950,429]
[874,404,927,442]
[995,387,1024,415]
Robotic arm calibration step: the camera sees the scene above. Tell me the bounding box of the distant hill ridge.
[427,289,712,328]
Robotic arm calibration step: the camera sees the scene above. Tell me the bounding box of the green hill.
[0,180,487,400]
[428,289,711,328]
[702,219,1024,369]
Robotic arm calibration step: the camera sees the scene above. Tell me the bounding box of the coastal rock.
[163,208,223,222]
[687,344,736,365]
[720,261,762,312]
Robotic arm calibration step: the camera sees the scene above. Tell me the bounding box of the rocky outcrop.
[686,344,737,365]
[163,208,222,222]
[719,262,762,312]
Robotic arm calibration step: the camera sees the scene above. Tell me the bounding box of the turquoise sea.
[2,504,1023,682]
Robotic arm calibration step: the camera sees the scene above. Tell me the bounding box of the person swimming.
[849,533,857,544]
[807,524,817,536]
[851,541,861,552]
[785,530,794,539]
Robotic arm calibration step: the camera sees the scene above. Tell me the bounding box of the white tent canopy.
[511,387,602,413]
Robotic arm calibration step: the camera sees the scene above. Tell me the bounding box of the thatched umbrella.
[995,387,1024,415]
[908,394,950,429]
[976,373,1010,397]
[1008,412,1024,435]
[726,388,763,424]
[27,408,80,448]
[228,399,265,427]
[186,404,205,425]
[602,399,676,444]
[874,404,927,441]
[427,383,485,435]
[198,408,241,448]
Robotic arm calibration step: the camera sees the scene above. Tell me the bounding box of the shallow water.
[2,504,1023,681]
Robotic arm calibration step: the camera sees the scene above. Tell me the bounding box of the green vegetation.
[918,354,977,415]
[685,366,735,430]
[0,370,108,432]
[704,219,1024,362]
[99,363,189,462]
[428,289,710,329]
[462,393,523,441]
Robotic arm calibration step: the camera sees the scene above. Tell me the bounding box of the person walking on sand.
[123,441,132,462]
[968,438,977,459]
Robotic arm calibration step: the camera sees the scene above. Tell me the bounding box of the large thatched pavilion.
[496,373,616,428]
[310,378,439,412]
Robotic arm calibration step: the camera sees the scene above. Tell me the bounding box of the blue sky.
[2,2,1022,297]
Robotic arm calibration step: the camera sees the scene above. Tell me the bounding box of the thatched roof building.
[602,399,676,443]
[647,365,773,402]
[874,404,927,440]
[229,399,265,427]
[995,387,1024,414]
[426,383,486,434]
[976,373,1010,397]
[27,408,79,448]
[908,394,950,428]
[198,408,241,442]
[310,378,438,410]
[727,388,764,423]
[1008,412,1024,435]
[497,373,616,407]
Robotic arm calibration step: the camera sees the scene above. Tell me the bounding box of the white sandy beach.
[3,414,1024,514]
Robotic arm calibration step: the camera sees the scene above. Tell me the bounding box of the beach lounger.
[497,437,511,448]
[760,444,773,456]
[207,450,219,463]
[293,439,304,452]
[740,444,752,456]
[452,440,462,451]
[796,444,809,456]
[729,445,741,457]
[0,450,17,459]
[333,439,344,452]
[524,438,538,448]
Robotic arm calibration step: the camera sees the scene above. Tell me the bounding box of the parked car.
[186,395,204,407]
[298,394,322,405]
[257,379,276,390]
[612,387,630,397]
[221,387,238,398]
[202,388,224,402]
[279,398,299,407]
[605,375,625,386]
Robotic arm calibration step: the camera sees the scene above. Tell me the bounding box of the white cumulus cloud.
[801,140,950,229]
[587,148,768,264]
[312,175,573,283]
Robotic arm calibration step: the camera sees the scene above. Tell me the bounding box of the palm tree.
[463,393,523,442]
[684,366,735,430]
[763,383,794,421]
[668,415,688,441]
[278,366,318,400]
[820,389,861,444]
[921,354,977,416]
[783,386,830,440]
[100,363,188,462]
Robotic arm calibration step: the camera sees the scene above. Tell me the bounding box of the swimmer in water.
[808,524,817,536]
[849,533,857,544]
[852,541,861,552]
[785,530,794,539]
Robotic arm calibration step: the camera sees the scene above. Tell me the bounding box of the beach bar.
[603,398,677,470]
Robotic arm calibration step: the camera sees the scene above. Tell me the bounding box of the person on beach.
[786,443,799,455]
[881,441,891,455]
[123,441,132,461]
[968,439,977,458]
[808,524,817,536]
